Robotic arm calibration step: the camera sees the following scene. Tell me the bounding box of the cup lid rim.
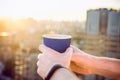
[43,34,71,39]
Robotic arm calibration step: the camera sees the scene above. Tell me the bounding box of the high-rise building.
[107,10,120,58]
[84,8,120,57]
[84,9,108,56]
[83,8,120,80]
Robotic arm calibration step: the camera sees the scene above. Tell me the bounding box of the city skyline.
[0,0,120,21]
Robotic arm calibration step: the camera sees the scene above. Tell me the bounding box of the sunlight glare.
[0,32,9,36]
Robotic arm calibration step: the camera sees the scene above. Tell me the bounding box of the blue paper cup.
[43,34,71,53]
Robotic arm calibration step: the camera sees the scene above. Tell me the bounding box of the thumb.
[38,44,45,53]
[39,44,59,55]
[64,47,73,67]
[64,47,73,60]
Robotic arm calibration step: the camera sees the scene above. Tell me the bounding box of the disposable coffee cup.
[43,34,71,53]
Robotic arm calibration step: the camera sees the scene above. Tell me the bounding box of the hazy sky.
[0,0,120,21]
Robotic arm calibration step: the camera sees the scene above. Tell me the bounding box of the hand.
[70,45,96,74]
[37,45,73,79]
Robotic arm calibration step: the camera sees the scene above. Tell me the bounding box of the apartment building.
[83,8,120,80]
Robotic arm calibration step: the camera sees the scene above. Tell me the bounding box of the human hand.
[37,45,73,79]
[70,45,96,74]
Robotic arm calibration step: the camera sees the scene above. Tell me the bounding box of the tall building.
[107,10,120,58]
[84,9,108,56]
[84,8,120,57]
[84,8,120,80]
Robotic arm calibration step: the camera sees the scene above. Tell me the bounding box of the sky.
[0,0,120,21]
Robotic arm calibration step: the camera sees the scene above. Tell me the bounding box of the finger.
[40,45,60,55]
[37,54,43,59]
[70,45,75,48]
[70,45,77,53]
[64,47,73,67]
[70,45,83,54]
[37,61,39,66]
[64,47,73,56]
[38,44,44,52]
[70,45,79,51]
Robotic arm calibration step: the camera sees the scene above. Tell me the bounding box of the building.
[0,32,19,79]
[84,8,108,56]
[83,8,120,80]
[14,49,42,80]
[107,10,120,58]
[14,50,28,80]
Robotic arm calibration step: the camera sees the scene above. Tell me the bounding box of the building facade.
[84,8,120,80]
[107,10,120,58]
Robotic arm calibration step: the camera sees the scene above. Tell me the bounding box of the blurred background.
[0,0,120,80]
